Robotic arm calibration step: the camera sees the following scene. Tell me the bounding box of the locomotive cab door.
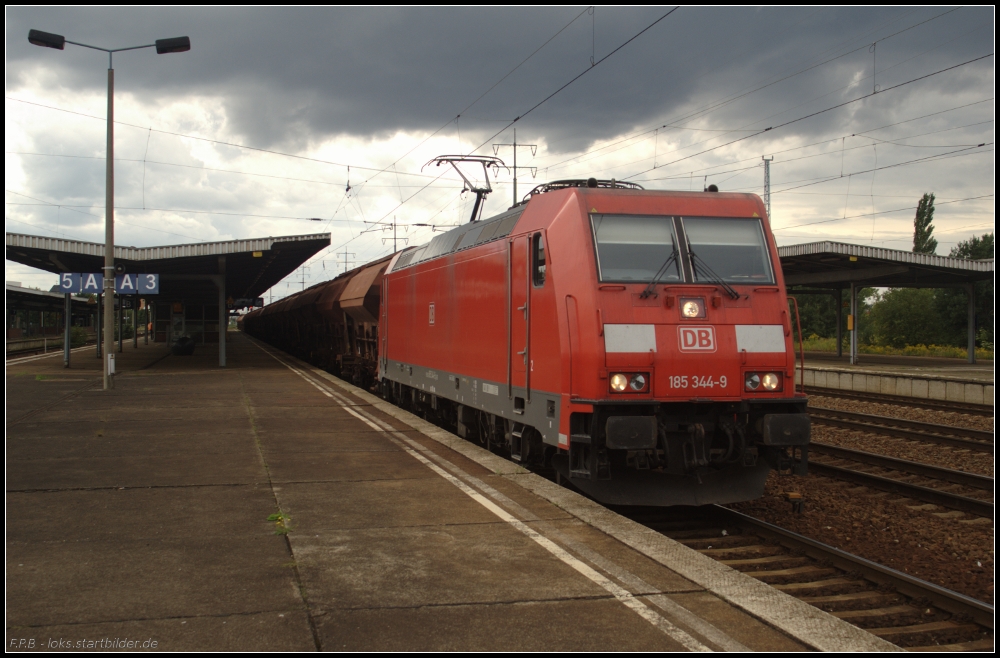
[509,236,530,399]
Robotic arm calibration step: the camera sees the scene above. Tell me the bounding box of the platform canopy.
[777,241,993,365]
[6,232,330,367]
[778,241,993,289]
[6,282,92,312]
[5,232,331,302]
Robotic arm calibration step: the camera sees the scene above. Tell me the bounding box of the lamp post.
[28,30,190,390]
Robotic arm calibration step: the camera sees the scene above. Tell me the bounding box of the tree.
[788,288,879,345]
[867,288,945,348]
[934,233,994,348]
[912,193,937,254]
[789,293,841,338]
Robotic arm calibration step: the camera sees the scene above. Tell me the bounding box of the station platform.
[797,352,994,407]
[7,332,895,651]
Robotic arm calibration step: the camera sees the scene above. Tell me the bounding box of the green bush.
[69,326,89,348]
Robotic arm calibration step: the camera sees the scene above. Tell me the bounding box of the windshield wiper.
[688,249,740,299]
[640,243,680,298]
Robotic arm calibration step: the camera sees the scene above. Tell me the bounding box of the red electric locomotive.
[377,178,808,506]
[244,178,810,507]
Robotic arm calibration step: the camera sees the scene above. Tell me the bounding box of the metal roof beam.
[784,265,909,286]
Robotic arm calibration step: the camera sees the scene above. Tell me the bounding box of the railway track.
[809,406,994,452]
[6,339,99,360]
[807,386,994,417]
[808,442,993,518]
[620,504,994,651]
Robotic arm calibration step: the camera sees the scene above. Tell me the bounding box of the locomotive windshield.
[591,214,681,282]
[681,217,774,284]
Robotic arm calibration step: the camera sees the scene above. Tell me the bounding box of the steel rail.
[809,408,993,452]
[809,406,993,441]
[807,386,994,417]
[810,441,994,490]
[807,460,993,518]
[710,506,995,631]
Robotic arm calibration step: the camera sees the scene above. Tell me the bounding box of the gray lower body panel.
[382,358,562,445]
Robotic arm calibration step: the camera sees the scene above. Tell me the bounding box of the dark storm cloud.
[8,7,994,155]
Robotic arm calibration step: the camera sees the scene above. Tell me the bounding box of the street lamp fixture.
[28,29,190,390]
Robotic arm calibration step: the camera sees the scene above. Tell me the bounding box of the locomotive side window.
[591,214,681,282]
[532,232,546,286]
[680,217,774,284]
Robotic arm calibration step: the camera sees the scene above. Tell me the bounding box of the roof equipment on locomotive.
[423,155,506,223]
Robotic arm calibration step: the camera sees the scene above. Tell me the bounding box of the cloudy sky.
[5,7,995,298]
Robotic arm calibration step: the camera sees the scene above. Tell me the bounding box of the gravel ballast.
[729,472,994,603]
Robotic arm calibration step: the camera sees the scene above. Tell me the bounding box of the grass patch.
[267,512,292,535]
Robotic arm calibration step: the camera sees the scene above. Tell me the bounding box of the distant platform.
[797,353,994,407]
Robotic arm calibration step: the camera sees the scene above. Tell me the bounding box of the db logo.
[678,326,716,352]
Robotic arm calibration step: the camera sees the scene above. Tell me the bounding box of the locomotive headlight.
[745,372,781,392]
[629,373,647,391]
[680,298,705,318]
[610,373,629,392]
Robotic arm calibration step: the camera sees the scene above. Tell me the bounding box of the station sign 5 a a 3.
[59,273,159,294]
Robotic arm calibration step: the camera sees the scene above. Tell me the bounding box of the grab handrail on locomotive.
[242,174,810,507]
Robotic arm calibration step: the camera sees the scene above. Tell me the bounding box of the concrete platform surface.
[7,332,897,651]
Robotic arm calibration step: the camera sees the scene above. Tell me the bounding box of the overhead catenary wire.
[3,97,452,181]
[543,18,992,184]
[468,7,680,158]
[769,142,993,195]
[5,189,216,242]
[622,53,994,181]
[534,7,966,175]
[535,7,911,169]
[772,193,994,231]
[624,98,995,183]
[9,10,991,296]
[629,116,995,186]
[4,152,465,188]
[717,145,994,197]
[277,130,996,290]
[253,7,607,285]
[307,7,683,278]
[4,201,371,224]
[294,5,595,240]
[9,113,991,200]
